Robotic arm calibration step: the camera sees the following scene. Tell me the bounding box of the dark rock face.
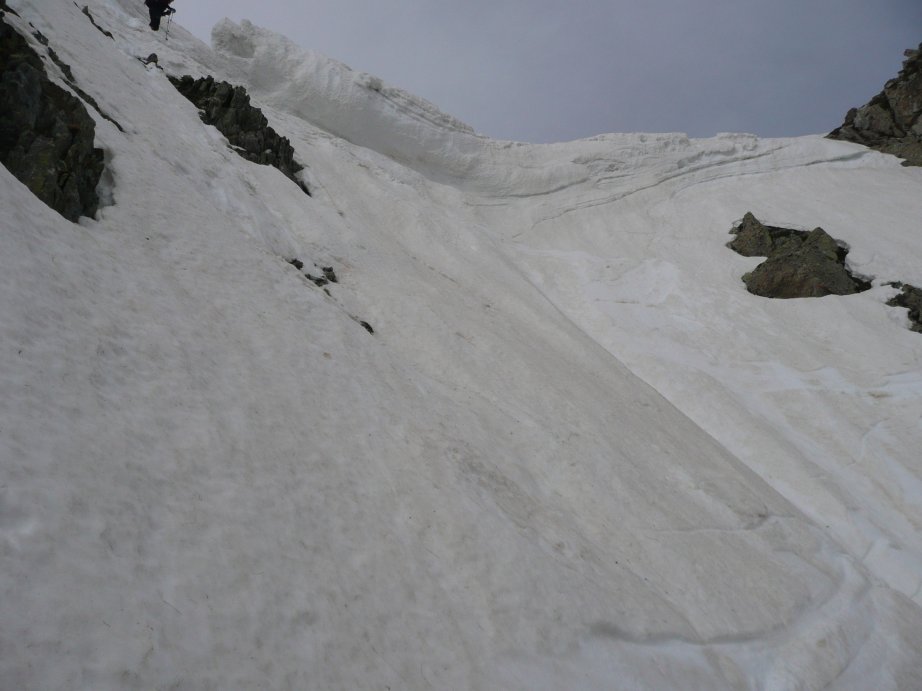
[828,44,922,166]
[729,213,871,299]
[0,17,104,221]
[888,284,922,332]
[169,75,309,194]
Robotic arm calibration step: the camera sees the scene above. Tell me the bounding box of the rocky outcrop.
[828,44,922,166]
[169,75,309,194]
[728,212,812,258]
[888,283,922,332]
[81,6,113,40]
[0,17,104,221]
[728,212,871,298]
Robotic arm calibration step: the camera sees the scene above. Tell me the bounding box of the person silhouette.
[145,0,175,31]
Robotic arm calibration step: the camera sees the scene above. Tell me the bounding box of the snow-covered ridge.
[210,19,502,183]
[209,19,884,199]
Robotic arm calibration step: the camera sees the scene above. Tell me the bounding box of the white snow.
[2,1,922,689]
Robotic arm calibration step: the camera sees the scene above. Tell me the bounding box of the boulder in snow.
[888,283,922,332]
[729,213,871,298]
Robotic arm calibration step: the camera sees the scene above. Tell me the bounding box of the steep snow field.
[2,1,922,689]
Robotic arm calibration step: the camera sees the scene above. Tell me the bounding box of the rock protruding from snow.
[729,212,871,298]
[0,17,103,221]
[728,211,810,258]
[829,43,922,166]
[169,74,309,194]
[888,283,922,332]
[80,6,113,40]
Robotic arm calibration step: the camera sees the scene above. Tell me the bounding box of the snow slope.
[2,1,922,689]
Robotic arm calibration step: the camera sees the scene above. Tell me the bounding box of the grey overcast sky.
[174,0,921,143]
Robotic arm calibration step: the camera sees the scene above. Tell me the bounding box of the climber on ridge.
[145,0,175,31]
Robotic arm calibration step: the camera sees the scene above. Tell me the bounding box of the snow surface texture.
[2,2,922,689]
